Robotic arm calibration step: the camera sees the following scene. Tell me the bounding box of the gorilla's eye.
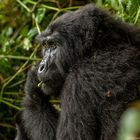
[47,39,55,46]
[42,36,56,48]
[46,36,55,47]
[42,40,54,48]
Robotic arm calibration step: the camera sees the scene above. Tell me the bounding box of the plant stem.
[0,55,41,61]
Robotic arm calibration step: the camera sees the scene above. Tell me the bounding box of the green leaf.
[117,108,140,140]
[35,8,46,24]
[2,26,13,37]
[20,25,29,37]
[27,27,38,40]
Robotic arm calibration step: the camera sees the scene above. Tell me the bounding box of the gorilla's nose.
[38,63,45,73]
[38,60,47,74]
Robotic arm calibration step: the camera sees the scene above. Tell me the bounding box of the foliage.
[0,0,140,139]
[117,108,140,140]
[96,0,140,25]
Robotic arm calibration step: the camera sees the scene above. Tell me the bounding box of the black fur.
[15,4,140,140]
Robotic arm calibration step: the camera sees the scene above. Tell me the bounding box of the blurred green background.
[0,0,140,139]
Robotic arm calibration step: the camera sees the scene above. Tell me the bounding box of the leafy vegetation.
[0,0,140,139]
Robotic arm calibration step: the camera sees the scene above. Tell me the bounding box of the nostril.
[38,64,45,73]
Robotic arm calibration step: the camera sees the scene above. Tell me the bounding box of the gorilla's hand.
[21,66,58,140]
[25,67,39,93]
[23,66,50,107]
[25,65,57,97]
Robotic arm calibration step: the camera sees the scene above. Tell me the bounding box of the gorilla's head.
[36,4,102,95]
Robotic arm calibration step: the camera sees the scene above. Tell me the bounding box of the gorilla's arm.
[56,69,98,140]
[16,68,58,140]
[15,111,29,140]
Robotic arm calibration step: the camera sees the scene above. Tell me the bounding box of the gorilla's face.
[36,29,68,95]
[36,5,100,95]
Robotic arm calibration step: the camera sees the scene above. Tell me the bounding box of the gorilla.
[15,4,140,140]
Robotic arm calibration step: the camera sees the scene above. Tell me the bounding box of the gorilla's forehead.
[48,12,75,30]
[36,4,100,43]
